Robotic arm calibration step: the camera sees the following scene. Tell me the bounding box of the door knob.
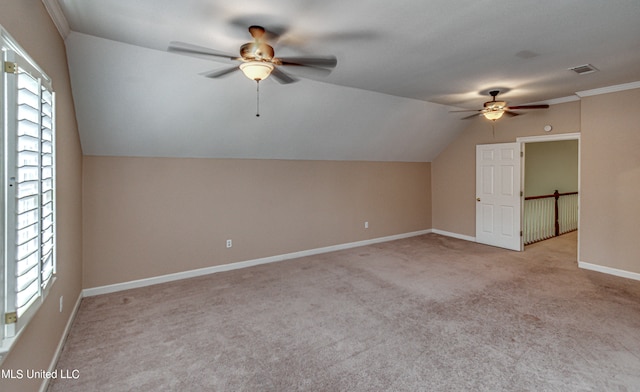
[476,198,481,202]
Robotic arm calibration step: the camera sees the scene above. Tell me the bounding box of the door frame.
[516,132,581,257]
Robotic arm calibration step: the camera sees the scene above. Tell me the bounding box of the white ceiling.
[49,0,640,161]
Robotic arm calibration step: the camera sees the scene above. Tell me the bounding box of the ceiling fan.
[168,25,337,85]
[452,90,549,121]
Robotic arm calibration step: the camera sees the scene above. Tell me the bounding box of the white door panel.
[476,143,522,251]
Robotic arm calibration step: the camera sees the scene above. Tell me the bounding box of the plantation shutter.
[3,49,56,339]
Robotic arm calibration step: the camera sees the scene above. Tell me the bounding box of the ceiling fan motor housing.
[240,42,275,61]
[484,100,506,111]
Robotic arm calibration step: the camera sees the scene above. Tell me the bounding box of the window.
[1,26,56,356]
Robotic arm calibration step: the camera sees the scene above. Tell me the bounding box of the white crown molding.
[528,81,640,105]
[576,80,640,97]
[42,0,70,39]
[521,95,580,107]
[540,95,581,105]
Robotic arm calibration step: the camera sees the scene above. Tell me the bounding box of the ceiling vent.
[569,64,598,75]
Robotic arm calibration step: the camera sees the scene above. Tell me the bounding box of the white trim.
[526,95,581,106]
[431,229,476,243]
[41,0,71,39]
[517,132,581,260]
[517,132,581,144]
[520,81,640,106]
[576,81,640,97]
[0,27,52,83]
[578,262,640,282]
[83,229,433,297]
[39,292,83,392]
[543,95,581,105]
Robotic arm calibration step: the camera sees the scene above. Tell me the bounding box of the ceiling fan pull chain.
[256,80,260,117]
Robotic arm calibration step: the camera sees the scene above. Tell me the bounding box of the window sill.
[0,276,57,366]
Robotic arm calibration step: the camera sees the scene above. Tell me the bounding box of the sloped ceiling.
[49,0,640,161]
[65,32,465,161]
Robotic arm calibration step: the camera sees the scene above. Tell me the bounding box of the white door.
[476,143,522,251]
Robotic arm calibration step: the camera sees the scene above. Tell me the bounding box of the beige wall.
[432,101,581,237]
[82,157,431,288]
[580,88,640,274]
[0,1,84,392]
[433,88,640,276]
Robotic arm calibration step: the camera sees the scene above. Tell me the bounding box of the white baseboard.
[83,229,433,297]
[578,261,640,282]
[40,292,83,392]
[431,229,476,243]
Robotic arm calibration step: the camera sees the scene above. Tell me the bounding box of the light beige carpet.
[49,232,640,391]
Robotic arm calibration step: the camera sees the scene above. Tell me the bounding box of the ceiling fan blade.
[504,111,520,117]
[200,66,240,79]
[507,104,550,110]
[284,65,333,78]
[450,109,482,113]
[264,25,289,42]
[277,30,378,51]
[278,56,337,68]
[168,41,238,61]
[461,113,482,120]
[270,67,297,84]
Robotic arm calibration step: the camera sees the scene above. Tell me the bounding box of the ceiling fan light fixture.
[483,100,506,120]
[483,110,505,121]
[240,61,274,81]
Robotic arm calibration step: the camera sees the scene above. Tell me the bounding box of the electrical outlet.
[59,296,63,313]
[226,239,232,248]
[364,221,369,229]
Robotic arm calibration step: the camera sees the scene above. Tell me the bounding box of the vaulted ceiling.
[47,0,640,161]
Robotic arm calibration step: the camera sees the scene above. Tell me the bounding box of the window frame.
[1,25,57,359]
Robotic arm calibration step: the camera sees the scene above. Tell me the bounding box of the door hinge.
[4,61,17,74]
[520,191,523,197]
[4,312,17,324]
[520,151,523,158]
[520,231,523,237]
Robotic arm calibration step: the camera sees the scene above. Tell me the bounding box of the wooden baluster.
[554,190,560,237]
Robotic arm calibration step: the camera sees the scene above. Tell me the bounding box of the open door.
[476,143,522,251]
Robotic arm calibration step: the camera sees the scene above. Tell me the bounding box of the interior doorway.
[517,133,580,256]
